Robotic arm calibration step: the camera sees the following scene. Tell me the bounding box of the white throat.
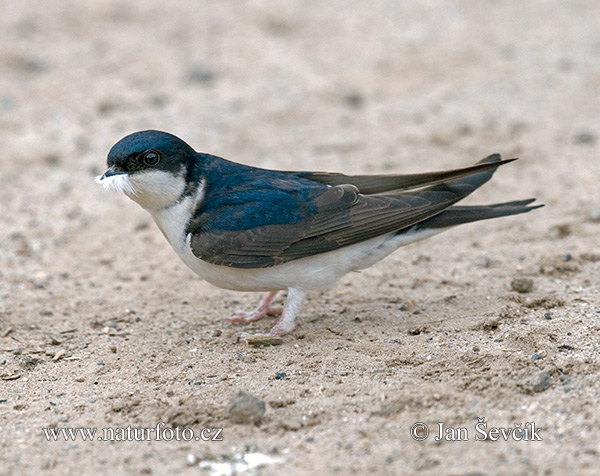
[149,179,205,251]
[97,169,187,211]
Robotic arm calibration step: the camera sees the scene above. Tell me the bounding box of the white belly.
[150,198,445,292]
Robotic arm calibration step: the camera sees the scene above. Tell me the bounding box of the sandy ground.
[1,1,599,475]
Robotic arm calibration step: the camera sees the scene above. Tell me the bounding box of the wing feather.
[188,155,514,268]
[302,155,515,193]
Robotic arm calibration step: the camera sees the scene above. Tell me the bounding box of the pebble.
[475,254,492,268]
[245,335,283,347]
[521,371,553,394]
[186,66,216,84]
[573,131,597,145]
[342,91,364,109]
[227,390,266,425]
[511,277,534,293]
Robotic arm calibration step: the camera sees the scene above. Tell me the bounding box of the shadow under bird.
[97,130,542,338]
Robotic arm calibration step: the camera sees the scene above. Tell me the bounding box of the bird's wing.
[301,154,515,194]
[188,155,510,268]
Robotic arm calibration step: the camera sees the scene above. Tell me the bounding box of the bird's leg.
[268,288,306,336]
[228,291,282,324]
[240,288,306,338]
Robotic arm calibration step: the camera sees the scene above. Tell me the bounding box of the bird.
[97,130,542,338]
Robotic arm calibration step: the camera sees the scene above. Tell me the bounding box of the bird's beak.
[100,165,127,180]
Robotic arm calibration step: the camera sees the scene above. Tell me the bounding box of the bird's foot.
[228,291,282,325]
[239,288,306,340]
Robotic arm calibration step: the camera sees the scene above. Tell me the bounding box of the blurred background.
[2,0,599,170]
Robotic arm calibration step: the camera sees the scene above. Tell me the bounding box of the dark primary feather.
[188,154,540,268]
[300,155,515,193]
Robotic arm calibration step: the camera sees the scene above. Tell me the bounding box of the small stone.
[481,318,499,331]
[186,66,216,84]
[342,91,364,108]
[475,254,492,268]
[408,326,426,335]
[573,131,597,145]
[227,390,266,425]
[544,311,552,320]
[274,372,287,380]
[511,277,534,294]
[550,224,572,239]
[245,335,283,347]
[520,371,553,394]
[558,344,575,351]
[399,300,416,312]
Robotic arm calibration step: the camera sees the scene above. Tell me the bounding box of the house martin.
[97,130,542,338]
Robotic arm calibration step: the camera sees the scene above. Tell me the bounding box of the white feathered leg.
[268,288,306,336]
[240,287,306,338]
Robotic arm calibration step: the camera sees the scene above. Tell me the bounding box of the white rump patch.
[95,173,137,196]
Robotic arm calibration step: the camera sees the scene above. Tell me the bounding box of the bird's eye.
[143,151,160,167]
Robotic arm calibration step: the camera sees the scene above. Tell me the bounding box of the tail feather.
[416,200,543,229]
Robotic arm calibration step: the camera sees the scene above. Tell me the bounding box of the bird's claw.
[228,306,283,325]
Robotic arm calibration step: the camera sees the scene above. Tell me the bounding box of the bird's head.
[97,130,196,210]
